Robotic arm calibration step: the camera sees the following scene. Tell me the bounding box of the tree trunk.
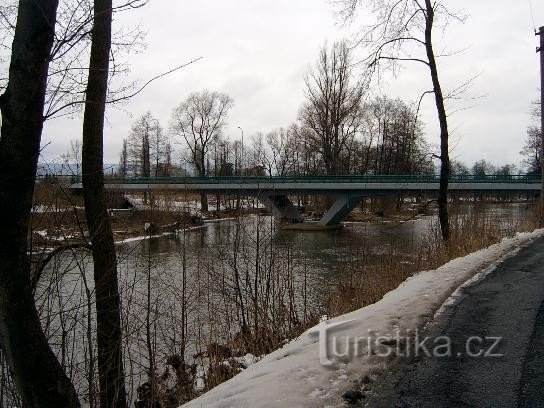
[0,0,81,406]
[81,0,127,406]
[424,0,450,241]
[200,193,209,212]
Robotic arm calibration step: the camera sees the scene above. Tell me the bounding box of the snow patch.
[233,353,259,369]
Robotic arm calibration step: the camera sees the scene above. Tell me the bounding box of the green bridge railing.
[91,174,542,185]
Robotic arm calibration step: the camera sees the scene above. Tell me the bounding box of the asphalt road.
[367,236,544,408]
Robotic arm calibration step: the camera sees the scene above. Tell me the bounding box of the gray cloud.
[39,0,543,170]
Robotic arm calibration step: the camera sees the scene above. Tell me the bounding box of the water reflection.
[127,202,532,289]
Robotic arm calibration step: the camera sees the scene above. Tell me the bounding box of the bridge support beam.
[318,195,362,226]
[258,194,303,223]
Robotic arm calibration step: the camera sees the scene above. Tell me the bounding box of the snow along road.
[368,235,544,407]
[182,230,544,408]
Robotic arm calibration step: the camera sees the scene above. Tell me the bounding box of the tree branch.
[31,243,91,297]
[44,57,203,119]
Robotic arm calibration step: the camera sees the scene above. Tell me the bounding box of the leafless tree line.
[118,42,435,192]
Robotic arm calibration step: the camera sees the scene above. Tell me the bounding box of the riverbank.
[182,229,544,408]
[30,183,533,250]
[25,194,541,406]
[28,198,423,251]
[30,204,246,250]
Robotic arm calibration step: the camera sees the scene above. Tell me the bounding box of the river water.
[127,202,530,283]
[32,202,534,404]
[116,201,533,322]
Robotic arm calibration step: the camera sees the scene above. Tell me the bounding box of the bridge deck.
[69,175,541,194]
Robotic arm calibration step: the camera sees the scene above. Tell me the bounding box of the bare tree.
[472,159,495,176]
[299,41,366,175]
[128,112,169,178]
[81,0,128,406]
[291,124,324,175]
[495,164,518,176]
[246,132,266,174]
[149,118,168,177]
[451,160,469,175]
[162,140,173,176]
[171,90,233,211]
[521,127,542,175]
[521,100,542,175]
[350,96,432,175]
[61,138,83,177]
[337,0,467,240]
[263,127,296,176]
[119,138,129,177]
[127,112,159,177]
[0,0,81,406]
[0,0,147,121]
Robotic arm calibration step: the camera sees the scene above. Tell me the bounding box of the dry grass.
[327,203,540,316]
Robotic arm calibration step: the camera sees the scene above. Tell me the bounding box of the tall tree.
[61,138,83,176]
[495,164,517,176]
[337,0,465,240]
[299,41,366,175]
[357,96,432,175]
[451,160,470,175]
[127,112,155,177]
[81,0,127,406]
[521,127,542,175]
[0,0,81,406]
[162,140,173,176]
[119,138,129,177]
[149,117,167,177]
[472,159,495,176]
[521,100,542,175]
[127,112,167,204]
[262,128,296,176]
[171,89,233,211]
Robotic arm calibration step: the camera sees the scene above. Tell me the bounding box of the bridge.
[70,174,541,227]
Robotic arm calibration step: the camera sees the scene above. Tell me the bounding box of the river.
[32,201,534,404]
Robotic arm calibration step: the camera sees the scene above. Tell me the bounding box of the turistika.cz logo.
[311,319,503,366]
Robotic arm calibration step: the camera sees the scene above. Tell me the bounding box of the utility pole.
[538,26,544,226]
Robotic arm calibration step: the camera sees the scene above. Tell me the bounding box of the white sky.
[40,0,544,170]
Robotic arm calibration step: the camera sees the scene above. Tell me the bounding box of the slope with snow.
[182,229,544,408]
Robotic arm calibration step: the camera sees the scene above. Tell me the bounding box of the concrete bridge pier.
[259,193,362,227]
[318,195,362,226]
[258,194,304,223]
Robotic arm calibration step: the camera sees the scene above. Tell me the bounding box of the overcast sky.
[40,0,544,170]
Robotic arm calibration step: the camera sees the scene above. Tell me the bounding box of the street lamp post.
[237,126,244,175]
